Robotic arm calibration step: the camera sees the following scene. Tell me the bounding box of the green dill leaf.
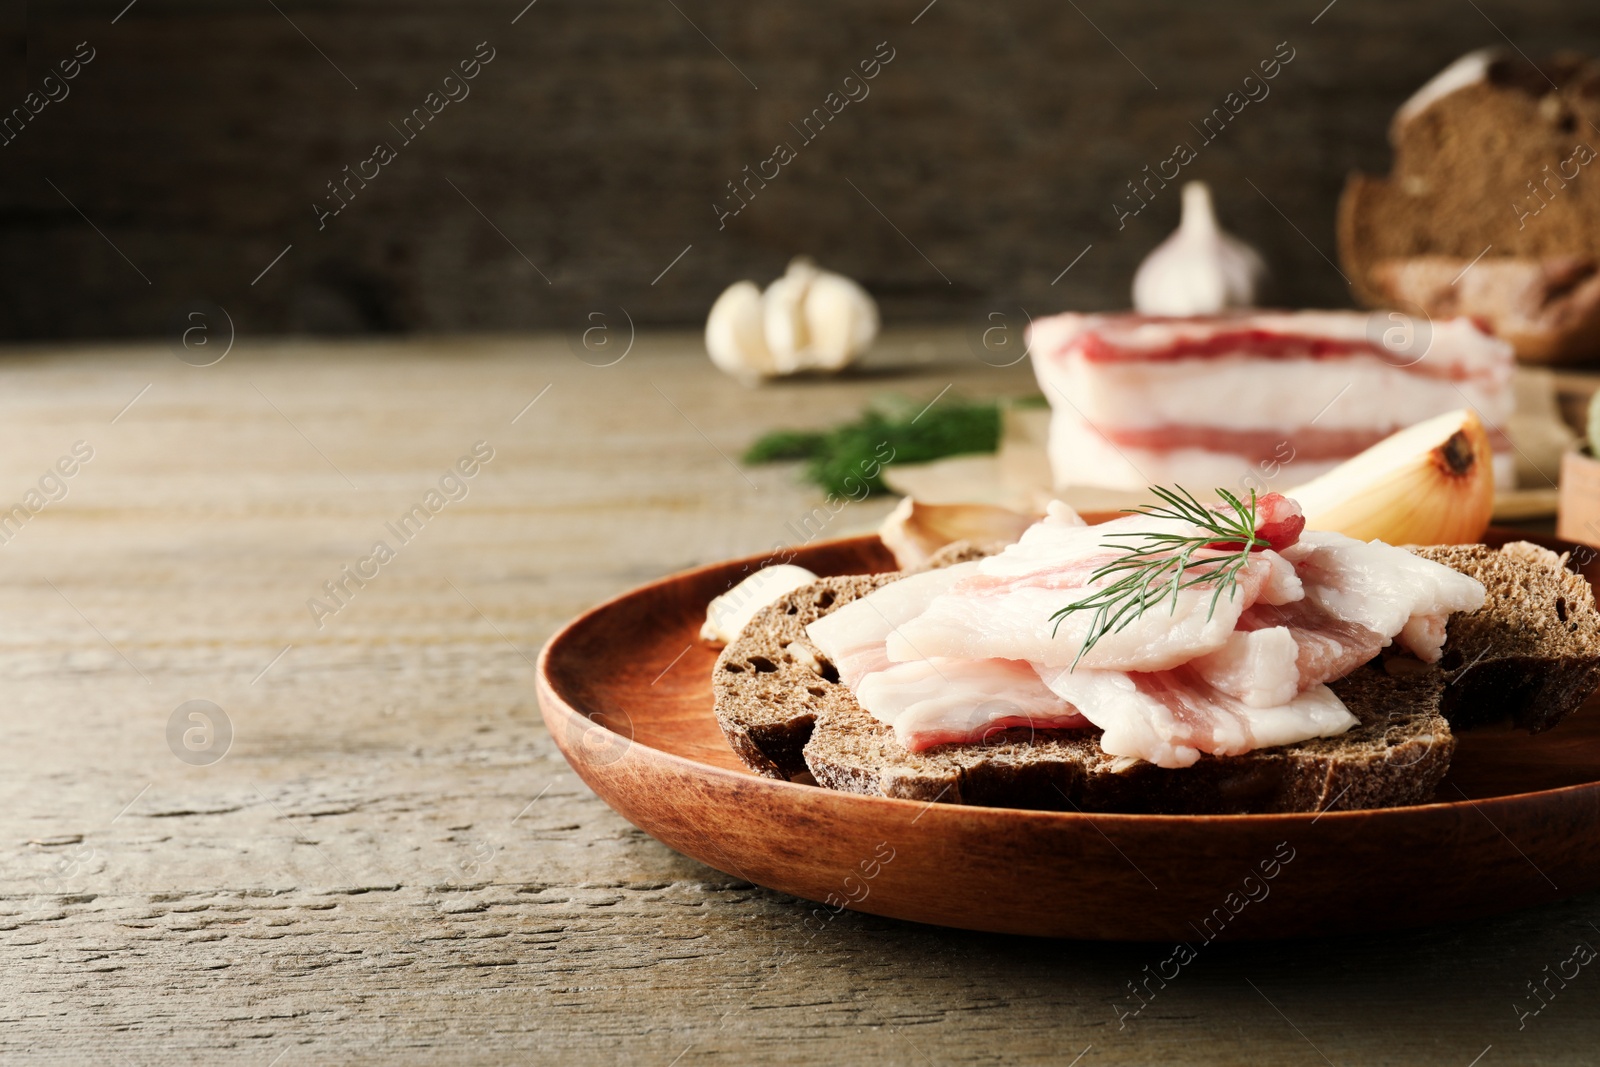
[742,429,828,464]
[1050,487,1267,669]
[742,395,1006,497]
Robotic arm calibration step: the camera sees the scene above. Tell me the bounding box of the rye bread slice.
[713,573,893,781]
[713,576,1452,814]
[711,540,1600,813]
[1409,541,1600,733]
[710,541,996,777]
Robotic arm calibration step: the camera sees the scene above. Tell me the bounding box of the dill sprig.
[1049,487,1266,669]
[743,395,1006,497]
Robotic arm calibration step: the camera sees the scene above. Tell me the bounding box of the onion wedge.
[1288,408,1495,546]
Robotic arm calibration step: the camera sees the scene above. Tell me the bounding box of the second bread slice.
[715,576,1451,814]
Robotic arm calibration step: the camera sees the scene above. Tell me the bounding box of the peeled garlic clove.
[1289,408,1494,546]
[802,269,878,370]
[878,496,1039,570]
[764,257,820,374]
[1132,181,1266,315]
[701,564,820,645]
[706,280,776,381]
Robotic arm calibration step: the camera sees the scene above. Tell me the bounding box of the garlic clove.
[801,268,878,370]
[1288,408,1494,546]
[701,563,820,645]
[763,257,821,374]
[1132,181,1267,316]
[706,280,776,381]
[878,496,1040,570]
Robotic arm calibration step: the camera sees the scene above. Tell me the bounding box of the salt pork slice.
[809,497,1486,769]
[1283,531,1486,662]
[1035,664,1357,769]
[1175,532,1485,707]
[1027,310,1515,491]
[855,658,1090,751]
[885,502,1289,671]
[805,561,979,688]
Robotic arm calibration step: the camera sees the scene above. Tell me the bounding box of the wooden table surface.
[3,329,1598,1066]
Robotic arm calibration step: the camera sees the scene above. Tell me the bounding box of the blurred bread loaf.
[1340,50,1600,363]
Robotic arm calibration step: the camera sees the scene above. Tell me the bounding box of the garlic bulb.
[1288,408,1494,546]
[706,257,878,382]
[1132,182,1266,315]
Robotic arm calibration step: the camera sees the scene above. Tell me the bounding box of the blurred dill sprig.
[742,429,828,464]
[743,394,1012,497]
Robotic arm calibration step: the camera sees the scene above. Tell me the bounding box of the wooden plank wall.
[3,0,1598,340]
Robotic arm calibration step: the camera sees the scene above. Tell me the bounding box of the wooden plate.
[537,530,1600,941]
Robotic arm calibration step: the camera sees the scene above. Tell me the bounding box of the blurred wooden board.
[1496,488,1564,523]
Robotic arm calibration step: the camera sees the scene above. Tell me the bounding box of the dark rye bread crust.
[713,574,889,781]
[712,543,990,778]
[714,575,1453,814]
[1410,542,1600,733]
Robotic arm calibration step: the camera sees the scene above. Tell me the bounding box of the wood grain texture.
[1,331,1598,1063]
[7,1,1600,340]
